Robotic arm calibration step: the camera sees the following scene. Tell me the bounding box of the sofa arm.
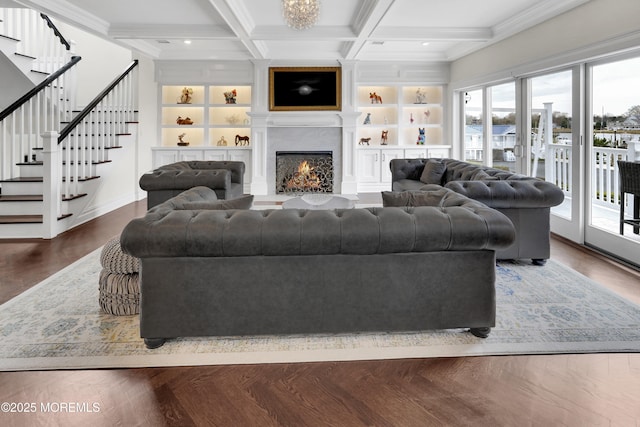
[390,158,427,182]
[444,180,565,209]
[139,169,231,192]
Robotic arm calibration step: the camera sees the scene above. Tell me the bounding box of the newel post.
[42,131,61,239]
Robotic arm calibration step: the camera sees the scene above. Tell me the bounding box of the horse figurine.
[380,130,388,145]
[369,92,382,104]
[359,137,371,146]
[416,128,426,145]
[235,135,250,146]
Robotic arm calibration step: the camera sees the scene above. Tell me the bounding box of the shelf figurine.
[424,110,431,124]
[380,130,388,145]
[216,136,227,146]
[176,116,193,125]
[416,128,426,145]
[235,134,250,146]
[369,92,382,104]
[225,114,240,125]
[359,137,371,145]
[224,89,237,104]
[415,88,427,104]
[178,87,193,104]
[177,133,189,146]
[363,112,372,125]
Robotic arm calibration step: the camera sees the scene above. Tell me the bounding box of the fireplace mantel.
[248,112,360,128]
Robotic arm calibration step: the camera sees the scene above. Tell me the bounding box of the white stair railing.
[53,60,138,232]
[0,56,81,181]
[0,8,72,75]
[0,8,77,181]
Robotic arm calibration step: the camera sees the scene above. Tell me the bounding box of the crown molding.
[108,24,234,40]
[493,0,591,38]
[15,0,109,35]
[372,27,492,41]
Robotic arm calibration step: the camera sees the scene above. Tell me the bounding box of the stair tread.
[0,176,100,183]
[0,34,19,42]
[0,213,72,224]
[0,177,43,183]
[0,215,42,224]
[0,194,87,202]
[0,195,43,202]
[14,52,36,60]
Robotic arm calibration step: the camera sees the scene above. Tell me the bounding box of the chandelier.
[282,0,320,30]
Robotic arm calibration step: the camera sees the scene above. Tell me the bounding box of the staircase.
[0,7,139,239]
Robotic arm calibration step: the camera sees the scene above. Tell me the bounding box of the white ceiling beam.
[343,0,396,60]
[251,25,356,41]
[116,39,162,59]
[205,0,266,59]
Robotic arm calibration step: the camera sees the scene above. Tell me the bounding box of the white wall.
[57,22,132,107]
[450,0,640,87]
[135,55,157,198]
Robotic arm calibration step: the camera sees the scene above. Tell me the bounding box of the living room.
[1,0,640,425]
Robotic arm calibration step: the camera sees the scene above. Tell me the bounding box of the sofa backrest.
[390,158,532,184]
[159,161,245,184]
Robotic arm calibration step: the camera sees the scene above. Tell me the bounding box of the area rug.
[1,249,640,371]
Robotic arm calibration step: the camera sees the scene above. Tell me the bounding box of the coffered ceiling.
[14,0,591,62]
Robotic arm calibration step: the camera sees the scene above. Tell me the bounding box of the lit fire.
[286,160,322,190]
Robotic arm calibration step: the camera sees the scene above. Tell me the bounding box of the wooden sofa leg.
[469,327,491,338]
[144,338,166,349]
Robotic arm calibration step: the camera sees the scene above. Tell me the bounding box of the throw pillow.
[381,190,448,207]
[180,195,254,210]
[419,159,446,184]
[469,169,500,181]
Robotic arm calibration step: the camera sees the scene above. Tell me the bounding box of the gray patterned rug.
[1,249,639,371]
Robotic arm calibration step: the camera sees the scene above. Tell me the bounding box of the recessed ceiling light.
[422,42,430,46]
[184,40,192,45]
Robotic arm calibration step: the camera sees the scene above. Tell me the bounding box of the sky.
[465,56,640,117]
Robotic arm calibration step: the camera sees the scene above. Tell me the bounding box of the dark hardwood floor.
[1,199,640,426]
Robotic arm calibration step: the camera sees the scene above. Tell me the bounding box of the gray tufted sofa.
[390,158,565,265]
[120,186,515,349]
[139,160,245,209]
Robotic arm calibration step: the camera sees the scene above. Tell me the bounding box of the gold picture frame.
[269,66,342,111]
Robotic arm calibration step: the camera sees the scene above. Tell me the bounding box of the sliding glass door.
[585,56,640,265]
[462,84,516,170]
[456,58,640,266]
[519,69,582,241]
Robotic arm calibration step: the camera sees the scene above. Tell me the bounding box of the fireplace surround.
[266,127,342,195]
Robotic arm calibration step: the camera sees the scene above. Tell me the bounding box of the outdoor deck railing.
[546,142,639,213]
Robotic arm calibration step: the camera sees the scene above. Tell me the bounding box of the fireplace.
[275,151,333,193]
